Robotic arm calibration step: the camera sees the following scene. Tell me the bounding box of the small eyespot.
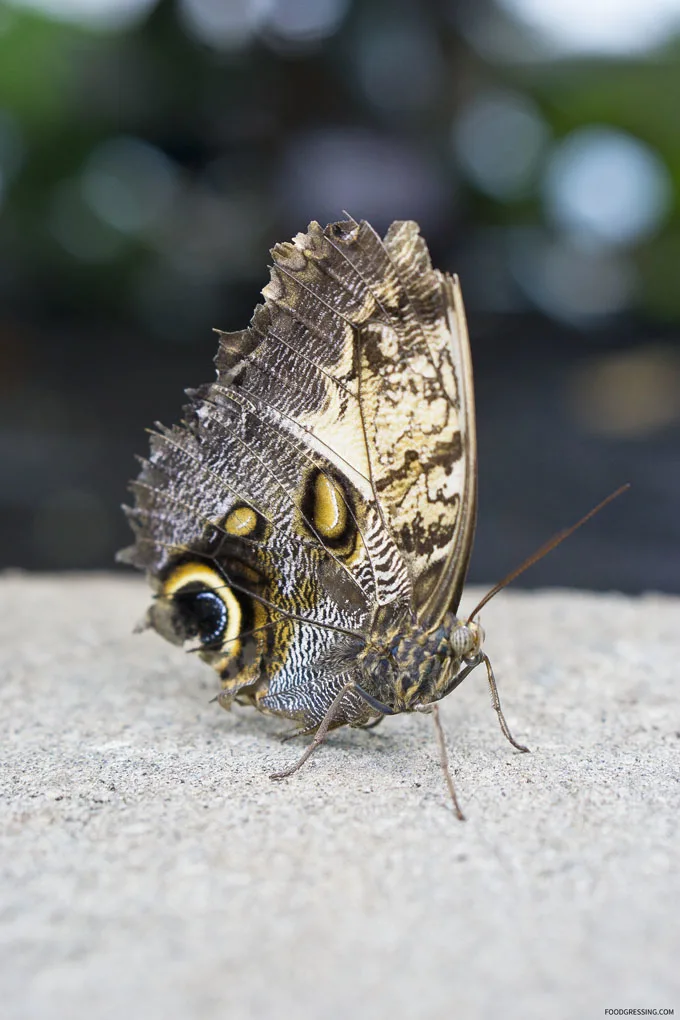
[224,505,258,537]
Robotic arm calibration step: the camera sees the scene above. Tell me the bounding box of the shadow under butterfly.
[119,215,628,819]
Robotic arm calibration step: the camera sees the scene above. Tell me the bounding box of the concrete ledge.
[1,574,678,1019]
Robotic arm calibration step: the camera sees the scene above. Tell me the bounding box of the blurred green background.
[1,0,679,591]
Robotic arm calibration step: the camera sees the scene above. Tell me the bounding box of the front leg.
[437,654,529,753]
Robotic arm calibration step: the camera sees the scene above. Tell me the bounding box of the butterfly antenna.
[466,483,630,624]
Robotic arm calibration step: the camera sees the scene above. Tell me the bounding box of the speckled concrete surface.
[1,574,678,1020]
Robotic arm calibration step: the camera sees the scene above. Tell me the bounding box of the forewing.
[342,219,477,623]
[253,216,477,623]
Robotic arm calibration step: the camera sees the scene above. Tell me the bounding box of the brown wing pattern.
[121,217,476,633]
[252,216,476,622]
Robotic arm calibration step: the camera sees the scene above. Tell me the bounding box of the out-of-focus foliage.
[1,0,679,589]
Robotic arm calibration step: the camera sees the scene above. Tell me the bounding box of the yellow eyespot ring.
[162,562,241,649]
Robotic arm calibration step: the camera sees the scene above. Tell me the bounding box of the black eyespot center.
[174,584,228,648]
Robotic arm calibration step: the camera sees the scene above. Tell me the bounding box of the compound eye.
[451,624,475,658]
[173,587,228,648]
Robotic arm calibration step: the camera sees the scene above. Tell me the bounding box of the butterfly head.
[357,613,485,713]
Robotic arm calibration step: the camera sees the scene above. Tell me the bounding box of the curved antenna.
[466,483,630,624]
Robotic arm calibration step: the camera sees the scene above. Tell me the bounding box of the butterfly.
[119,216,625,817]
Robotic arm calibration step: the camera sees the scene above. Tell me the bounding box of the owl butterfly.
[120,216,627,818]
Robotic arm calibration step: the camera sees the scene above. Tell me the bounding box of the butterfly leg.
[269,680,358,780]
[428,703,466,820]
[278,723,318,743]
[482,653,530,753]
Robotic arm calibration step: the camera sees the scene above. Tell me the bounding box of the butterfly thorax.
[357,614,484,713]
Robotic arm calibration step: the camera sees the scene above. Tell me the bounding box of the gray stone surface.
[1,573,678,1020]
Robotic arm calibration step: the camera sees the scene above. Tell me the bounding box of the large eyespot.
[301,468,355,550]
[159,562,241,650]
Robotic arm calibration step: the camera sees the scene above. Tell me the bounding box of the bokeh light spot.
[452,89,549,200]
[543,127,673,247]
[568,346,680,437]
[179,0,274,52]
[81,137,179,236]
[498,0,680,56]
[5,0,159,31]
[49,179,127,262]
[265,0,349,47]
[356,20,444,115]
[511,228,636,323]
[278,128,448,233]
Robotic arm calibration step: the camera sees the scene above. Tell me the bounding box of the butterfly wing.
[251,216,477,624]
[120,217,476,725]
[321,218,477,625]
